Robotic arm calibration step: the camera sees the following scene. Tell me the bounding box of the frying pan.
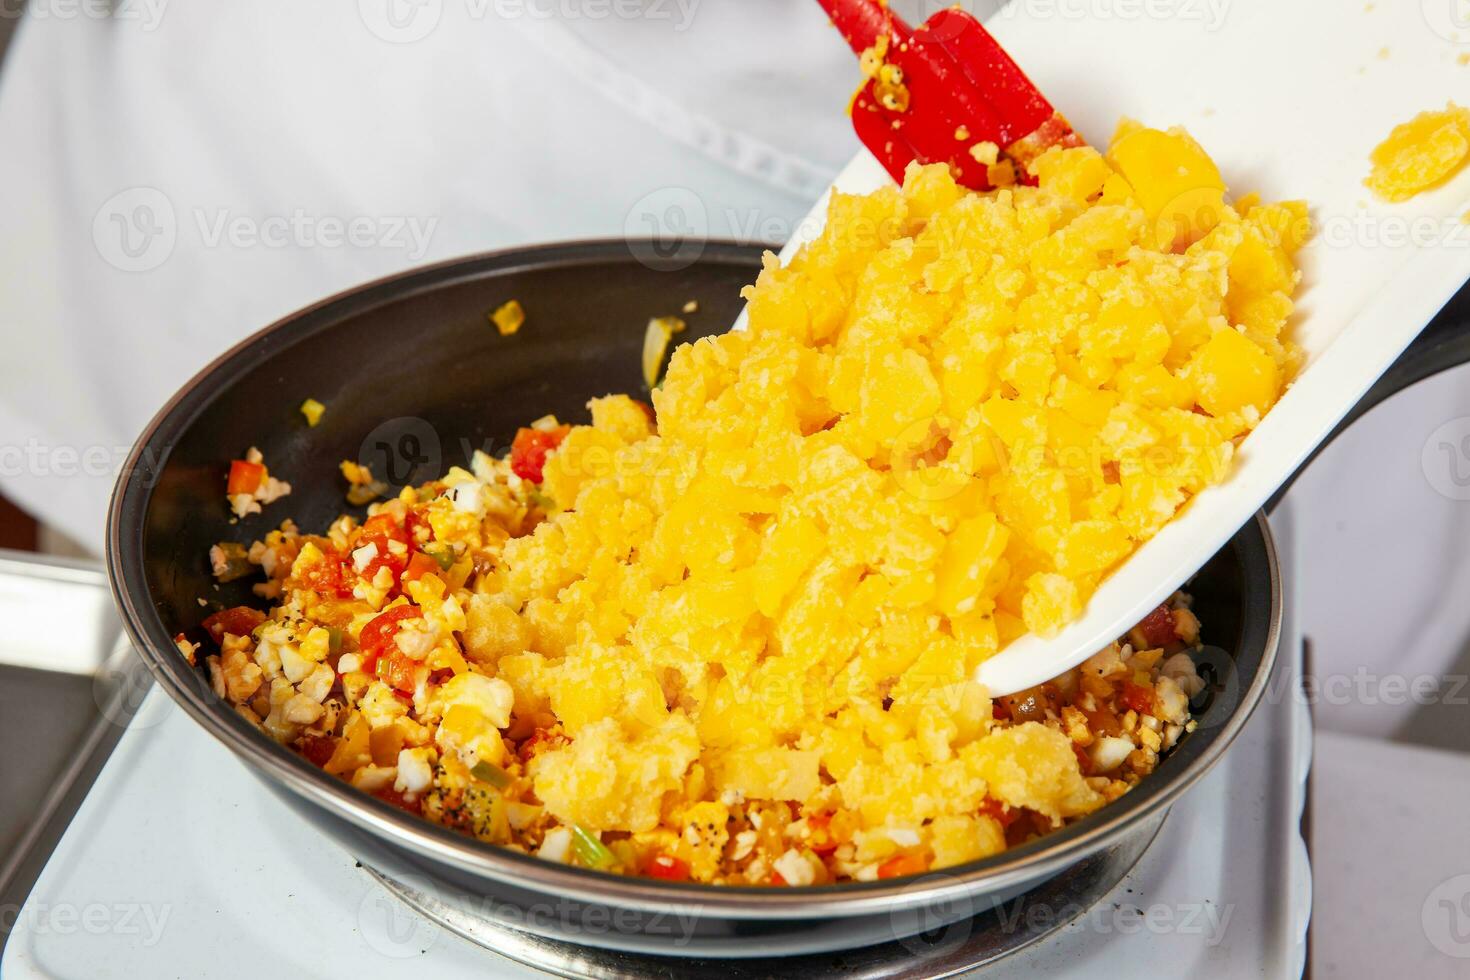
[106,240,1467,958]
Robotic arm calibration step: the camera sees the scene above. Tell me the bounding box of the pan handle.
[1268,279,1470,511]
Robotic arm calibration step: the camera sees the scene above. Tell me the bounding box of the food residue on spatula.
[1366,102,1470,202]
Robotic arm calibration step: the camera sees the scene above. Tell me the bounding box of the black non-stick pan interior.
[132,242,767,634]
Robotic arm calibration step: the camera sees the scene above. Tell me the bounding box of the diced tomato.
[877,853,929,880]
[978,796,1021,829]
[404,506,433,544]
[644,854,691,882]
[201,606,266,644]
[361,513,409,543]
[226,459,266,496]
[770,871,789,887]
[805,813,839,855]
[373,786,422,815]
[357,604,422,670]
[509,426,570,483]
[401,551,441,584]
[299,552,353,599]
[1121,681,1156,715]
[375,649,423,695]
[354,513,413,587]
[299,735,337,768]
[1137,604,1179,648]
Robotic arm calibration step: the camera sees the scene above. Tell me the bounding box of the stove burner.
[364,811,1164,979]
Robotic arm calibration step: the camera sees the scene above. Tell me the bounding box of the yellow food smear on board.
[493,123,1306,834]
[1366,103,1470,202]
[492,299,526,336]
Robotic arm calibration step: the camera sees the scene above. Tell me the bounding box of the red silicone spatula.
[817,0,1084,189]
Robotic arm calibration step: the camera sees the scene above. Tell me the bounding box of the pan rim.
[106,239,1282,920]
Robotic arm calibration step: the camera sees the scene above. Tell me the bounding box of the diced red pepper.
[1137,604,1179,648]
[509,426,571,484]
[770,870,789,887]
[357,604,422,671]
[201,606,266,644]
[978,796,1020,829]
[226,459,266,496]
[805,813,840,855]
[877,853,929,879]
[354,513,413,589]
[1121,681,1156,716]
[644,854,691,882]
[299,735,337,768]
[298,551,353,599]
[375,649,422,695]
[372,786,422,815]
[401,551,441,584]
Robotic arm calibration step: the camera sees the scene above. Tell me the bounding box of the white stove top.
[3,517,1311,978]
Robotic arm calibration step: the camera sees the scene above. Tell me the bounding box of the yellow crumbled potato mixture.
[1366,103,1470,202]
[300,398,326,427]
[197,122,1292,885]
[492,299,526,336]
[504,130,1294,829]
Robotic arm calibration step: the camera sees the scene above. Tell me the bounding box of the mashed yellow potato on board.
[1366,103,1470,202]
[198,122,1299,885]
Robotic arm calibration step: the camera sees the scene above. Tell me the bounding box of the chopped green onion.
[424,544,456,572]
[571,825,616,870]
[326,627,343,656]
[211,542,254,583]
[470,761,512,790]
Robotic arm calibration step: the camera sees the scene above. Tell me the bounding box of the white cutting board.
[774,1,1470,694]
